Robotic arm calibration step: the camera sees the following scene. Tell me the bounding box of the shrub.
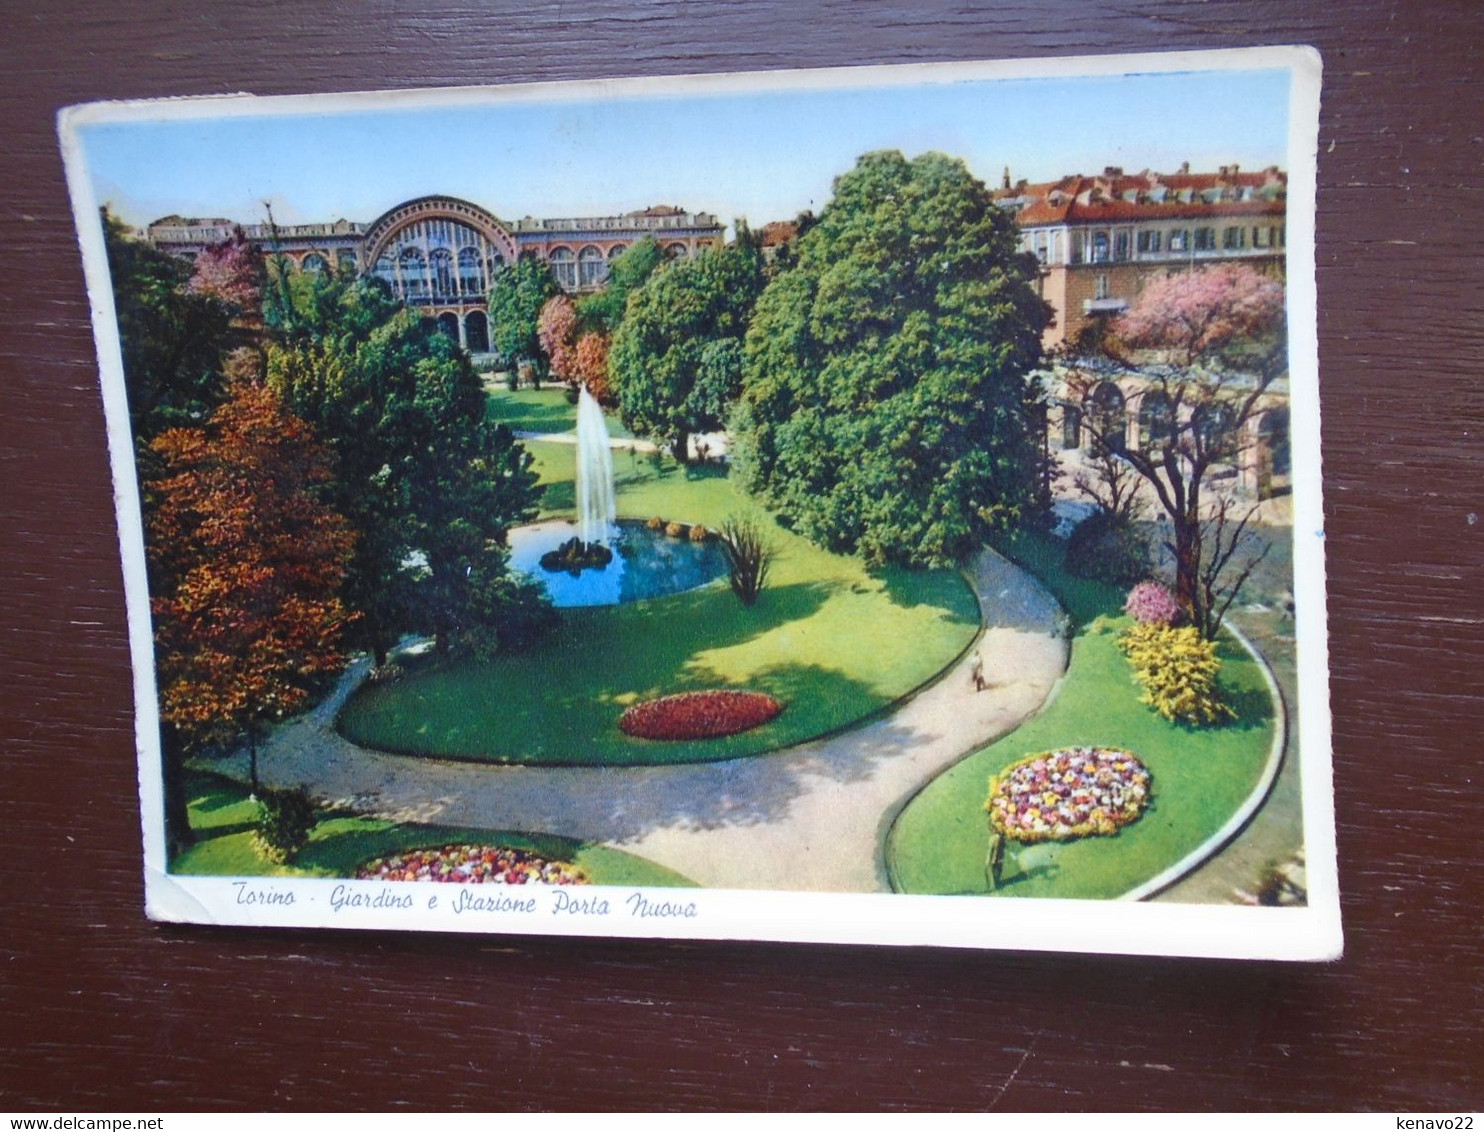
[646,516,664,531]
[252,785,318,864]
[665,520,690,539]
[503,368,518,392]
[688,524,711,542]
[619,690,783,740]
[1064,510,1150,584]
[719,515,774,607]
[1124,581,1183,626]
[1119,622,1232,726]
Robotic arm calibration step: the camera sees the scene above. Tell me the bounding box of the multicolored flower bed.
[986,747,1152,843]
[355,844,590,884]
[619,690,783,740]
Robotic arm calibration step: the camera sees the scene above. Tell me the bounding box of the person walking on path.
[969,649,985,692]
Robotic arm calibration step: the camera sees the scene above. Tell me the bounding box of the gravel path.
[230,547,1068,893]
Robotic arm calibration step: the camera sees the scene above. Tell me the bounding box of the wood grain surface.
[2,0,1481,1112]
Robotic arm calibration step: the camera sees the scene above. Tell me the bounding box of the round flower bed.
[986,747,1152,843]
[619,690,783,741]
[355,844,589,885]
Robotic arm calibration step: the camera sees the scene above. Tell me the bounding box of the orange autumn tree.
[572,330,612,404]
[148,379,355,794]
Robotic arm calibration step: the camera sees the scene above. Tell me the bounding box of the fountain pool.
[509,519,728,607]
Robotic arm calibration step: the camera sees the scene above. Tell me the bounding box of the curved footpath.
[232,547,1068,893]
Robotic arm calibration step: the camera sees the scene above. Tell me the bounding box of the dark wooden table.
[3,1,1481,1111]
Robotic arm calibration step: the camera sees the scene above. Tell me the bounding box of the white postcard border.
[60,45,1338,960]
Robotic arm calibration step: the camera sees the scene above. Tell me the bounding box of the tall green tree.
[102,211,235,442]
[732,151,1051,567]
[608,229,766,461]
[269,277,545,662]
[576,236,665,334]
[487,252,560,379]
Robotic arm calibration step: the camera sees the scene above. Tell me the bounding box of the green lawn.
[885,530,1277,901]
[336,438,981,766]
[172,768,694,886]
[484,386,633,439]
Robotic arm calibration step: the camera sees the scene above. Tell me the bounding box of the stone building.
[145,195,725,352]
[993,163,1287,348]
[984,164,1292,503]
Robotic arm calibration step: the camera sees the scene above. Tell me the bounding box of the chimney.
[1179,161,1190,174]
[1103,165,1123,178]
[1002,165,1011,190]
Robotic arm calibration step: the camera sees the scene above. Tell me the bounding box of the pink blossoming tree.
[1065,263,1287,638]
[536,294,579,386]
[187,228,265,318]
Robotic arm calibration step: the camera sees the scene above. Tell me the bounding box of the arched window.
[1061,406,1082,450]
[1260,407,1291,478]
[665,242,688,260]
[1086,382,1127,452]
[607,244,628,262]
[301,253,329,275]
[337,250,357,273]
[437,312,460,341]
[1193,403,1236,457]
[578,246,605,288]
[1138,391,1174,452]
[549,246,576,290]
[399,247,427,299]
[372,252,398,295]
[368,212,511,307]
[1091,232,1111,264]
[429,248,455,299]
[464,310,490,354]
[458,247,484,295]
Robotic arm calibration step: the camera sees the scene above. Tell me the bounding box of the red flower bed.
[355,844,589,885]
[619,690,783,741]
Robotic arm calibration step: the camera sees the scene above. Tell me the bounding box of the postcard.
[59,46,1338,958]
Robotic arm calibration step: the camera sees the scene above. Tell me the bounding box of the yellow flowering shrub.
[1119,621,1232,726]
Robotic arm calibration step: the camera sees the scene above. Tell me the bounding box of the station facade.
[144,195,725,353]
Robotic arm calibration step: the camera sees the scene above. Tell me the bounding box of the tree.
[732,151,1052,567]
[536,294,579,386]
[103,211,235,442]
[397,342,548,655]
[487,253,559,380]
[269,284,546,663]
[148,380,354,802]
[609,229,766,461]
[572,331,613,404]
[1067,263,1286,637]
[576,237,665,335]
[187,228,265,319]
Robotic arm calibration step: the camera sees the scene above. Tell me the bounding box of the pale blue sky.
[81,68,1291,233]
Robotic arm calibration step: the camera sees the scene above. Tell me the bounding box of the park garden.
[109,149,1291,900]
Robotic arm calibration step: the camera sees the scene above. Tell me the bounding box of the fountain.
[513,386,727,605]
[574,386,617,546]
[539,387,616,574]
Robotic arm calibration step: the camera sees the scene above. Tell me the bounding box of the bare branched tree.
[1058,264,1287,638]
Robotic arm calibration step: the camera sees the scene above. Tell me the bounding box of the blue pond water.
[509,519,729,608]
